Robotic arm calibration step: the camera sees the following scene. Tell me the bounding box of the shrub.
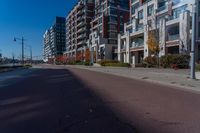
[160,54,190,69]
[135,63,146,68]
[98,60,130,67]
[24,64,32,68]
[98,60,119,66]
[160,55,176,68]
[103,63,130,67]
[143,56,158,68]
[55,62,62,65]
[67,61,76,65]
[75,61,84,65]
[84,61,90,66]
[196,64,200,72]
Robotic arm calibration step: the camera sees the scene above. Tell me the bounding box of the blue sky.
[0,0,77,59]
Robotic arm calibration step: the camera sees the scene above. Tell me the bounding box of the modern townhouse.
[65,0,94,61]
[88,0,130,61]
[118,0,200,66]
[43,17,66,63]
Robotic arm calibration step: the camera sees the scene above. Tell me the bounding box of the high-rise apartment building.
[89,0,130,61]
[65,0,94,61]
[118,0,200,65]
[43,17,66,62]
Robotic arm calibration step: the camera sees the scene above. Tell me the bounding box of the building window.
[199,22,200,38]
[147,5,154,16]
[173,0,181,5]
[131,3,139,15]
[199,1,200,16]
[109,32,117,38]
[109,24,117,30]
[138,10,143,20]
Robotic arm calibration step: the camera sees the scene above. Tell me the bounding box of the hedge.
[143,56,158,68]
[98,60,119,66]
[160,54,190,69]
[98,60,130,67]
[196,64,200,72]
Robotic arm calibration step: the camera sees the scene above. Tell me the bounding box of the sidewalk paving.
[66,65,200,93]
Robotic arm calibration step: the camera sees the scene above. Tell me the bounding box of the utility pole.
[190,0,197,79]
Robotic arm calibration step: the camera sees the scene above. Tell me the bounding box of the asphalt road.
[0,67,134,133]
[1,65,200,133]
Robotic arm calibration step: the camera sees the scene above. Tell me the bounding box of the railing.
[77,34,86,39]
[167,15,179,21]
[121,45,126,50]
[131,40,144,48]
[168,34,179,41]
[156,5,167,13]
[126,20,132,26]
[136,25,144,31]
[77,27,85,33]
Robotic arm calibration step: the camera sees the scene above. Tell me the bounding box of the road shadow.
[0,68,136,133]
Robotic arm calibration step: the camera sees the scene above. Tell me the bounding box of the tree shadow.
[0,68,136,133]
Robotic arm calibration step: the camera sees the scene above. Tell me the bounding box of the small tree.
[76,52,82,62]
[85,48,90,62]
[147,31,160,56]
[147,30,160,67]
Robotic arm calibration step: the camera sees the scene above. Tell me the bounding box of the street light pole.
[30,47,32,64]
[190,1,197,79]
[27,45,32,65]
[22,37,24,65]
[14,37,25,65]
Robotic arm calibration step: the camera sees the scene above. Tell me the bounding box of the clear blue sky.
[0,0,77,59]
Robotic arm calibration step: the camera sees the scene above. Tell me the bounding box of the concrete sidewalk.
[66,65,200,93]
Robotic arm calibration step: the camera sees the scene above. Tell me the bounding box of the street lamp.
[14,37,25,65]
[190,0,197,79]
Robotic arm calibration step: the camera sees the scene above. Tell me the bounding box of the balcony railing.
[131,40,144,48]
[156,5,167,13]
[121,45,126,50]
[137,25,144,31]
[77,27,85,33]
[167,15,179,21]
[168,34,179,41]
[126,20,132,26]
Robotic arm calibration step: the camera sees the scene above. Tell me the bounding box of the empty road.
[0,65,200,133]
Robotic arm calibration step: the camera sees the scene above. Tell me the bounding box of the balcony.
[77,40,86,46]
[114,48,118,53]
[156,5,167,13]
[77,21,85,28]
[77,10,84,16]
[131,39,144,48]
[77,16,83,21]
[137,25,144,31]
[167,34,179,41]
[121,45,125,50]
[130,26,144,36]
[126,20,132,28]
[77,34,86,39]
[77,27,85,33]
[156,1,168,13]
